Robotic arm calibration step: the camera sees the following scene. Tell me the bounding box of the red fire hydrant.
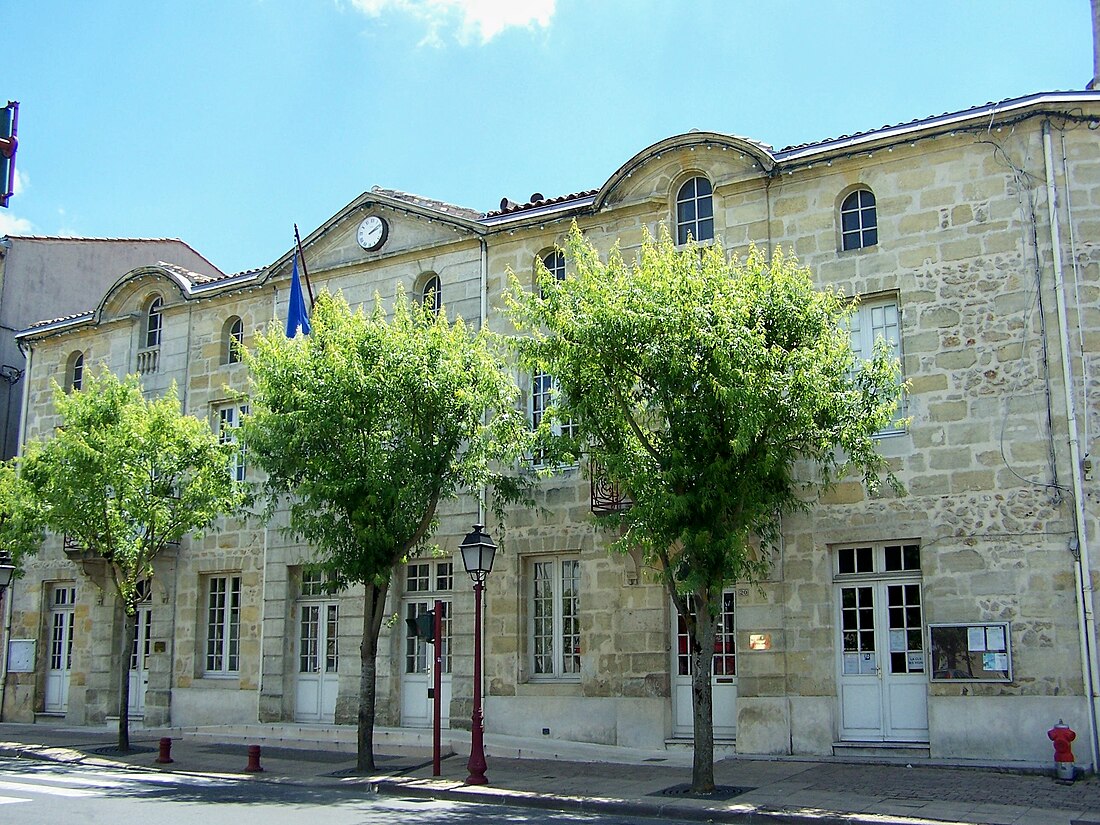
[1047,720,1076,781]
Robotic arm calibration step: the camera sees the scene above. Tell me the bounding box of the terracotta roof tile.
[483,189,599,218]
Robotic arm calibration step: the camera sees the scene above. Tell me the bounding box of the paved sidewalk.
[1,722,1098,825]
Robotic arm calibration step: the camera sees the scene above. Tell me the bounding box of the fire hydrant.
[1047,720,1076,781]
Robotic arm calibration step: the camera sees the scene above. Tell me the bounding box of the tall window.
[421,273,441,315]
[224,316,244,365]
[538,250,565,298]
[205,574,241,675]
[145,296,163,349]
[848,297,903,433]
[840,188,878,251]
[676,592,736,677]
[529,555,581,680]
[66,351,84,393]
[531,371,576,466]
[217,402,248,482]
[675,176,714,244]
[404,560,452,675]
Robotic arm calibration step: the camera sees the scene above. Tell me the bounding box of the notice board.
[928,622,1012,682]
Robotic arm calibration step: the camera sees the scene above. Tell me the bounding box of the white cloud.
[349,0,555,45]
[0,211,33,235]
[12,168,27,196]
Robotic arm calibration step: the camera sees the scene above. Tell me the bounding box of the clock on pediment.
[356,216,389,251]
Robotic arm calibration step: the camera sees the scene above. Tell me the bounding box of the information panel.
[928,622,1011,682]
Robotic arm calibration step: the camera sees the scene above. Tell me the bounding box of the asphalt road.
[0,756,685,824]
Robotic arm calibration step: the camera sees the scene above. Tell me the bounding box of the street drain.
[651,783,754,801]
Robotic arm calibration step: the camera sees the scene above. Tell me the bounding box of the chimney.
[1091,0,1100,89]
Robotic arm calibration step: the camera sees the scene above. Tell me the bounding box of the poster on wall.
[929,623,1012,682]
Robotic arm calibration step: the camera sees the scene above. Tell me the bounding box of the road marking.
[0,795,27,804]
[0,779,98,797]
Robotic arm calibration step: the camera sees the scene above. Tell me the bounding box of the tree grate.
[651,783,754,801]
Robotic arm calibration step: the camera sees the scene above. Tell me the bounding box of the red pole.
[465,581,488,784]
[433,598,443,776]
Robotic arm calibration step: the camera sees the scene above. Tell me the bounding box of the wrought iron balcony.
[589,457,632,515]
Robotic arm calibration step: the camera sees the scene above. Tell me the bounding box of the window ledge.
[195,675,242,687]
[516,680,582,696]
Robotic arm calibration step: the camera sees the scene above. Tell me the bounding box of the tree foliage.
[0,459,45,567]
[19,370,242,748]
[242,290,532,770]
[507,223,904,791]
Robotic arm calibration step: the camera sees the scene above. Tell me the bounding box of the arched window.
[421,273,441,315]
[538,250,565,299]
[223,316,244,364]
[675,176,714,245]
[840,188,878,251]
[65,351,84,393]
[145,296,163,349]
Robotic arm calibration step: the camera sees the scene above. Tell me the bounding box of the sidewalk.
[1,722,1098,825]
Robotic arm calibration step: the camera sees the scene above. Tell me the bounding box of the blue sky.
[1,0,1092,274]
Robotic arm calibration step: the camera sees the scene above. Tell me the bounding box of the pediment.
[596,132,776,211]
[287,189,485,277]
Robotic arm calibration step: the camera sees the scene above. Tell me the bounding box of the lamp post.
[0,551,13,593]
[459,523,496,786]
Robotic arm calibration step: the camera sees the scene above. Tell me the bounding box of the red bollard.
[155,737,173,764]
[245,744,264,773]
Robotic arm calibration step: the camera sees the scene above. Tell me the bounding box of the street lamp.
[0,551,14,593]
[459,523,496,786]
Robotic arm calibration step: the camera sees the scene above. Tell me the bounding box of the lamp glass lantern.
[0,551,14,591]
[459,524,497,584]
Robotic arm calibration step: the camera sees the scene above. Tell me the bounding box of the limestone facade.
[2,91,1098,769]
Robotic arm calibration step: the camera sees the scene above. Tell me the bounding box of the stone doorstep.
[832,741,931,761]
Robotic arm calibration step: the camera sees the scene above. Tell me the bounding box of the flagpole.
[293,224,316,306]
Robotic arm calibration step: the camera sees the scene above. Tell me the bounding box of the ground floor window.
[204,574,241,675]
[529,555,580,680]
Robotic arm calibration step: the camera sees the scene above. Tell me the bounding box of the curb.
[369,777,897,825]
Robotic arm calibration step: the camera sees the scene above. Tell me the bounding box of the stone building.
[2,89,1098,770]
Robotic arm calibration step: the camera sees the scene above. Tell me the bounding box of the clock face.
[357,216,388,251]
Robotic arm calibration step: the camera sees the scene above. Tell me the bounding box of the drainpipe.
[478,238,488,527]
[1043,119,1100,772]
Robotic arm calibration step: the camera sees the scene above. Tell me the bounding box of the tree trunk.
[689,594,717,794]
[357,581,389,772]
[117,607,135,752]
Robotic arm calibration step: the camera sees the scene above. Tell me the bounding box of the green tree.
[507,224,904,793]
[242,291,532,771]
[0,460,45,567]
[20,371,243,750]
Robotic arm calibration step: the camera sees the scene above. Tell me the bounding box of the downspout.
[1042,119,1100,772]
[0,342,33,717]
[478,238,488,527]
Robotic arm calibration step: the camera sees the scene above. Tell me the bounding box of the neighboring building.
[2,90,1098,770]
[0,237,225,459]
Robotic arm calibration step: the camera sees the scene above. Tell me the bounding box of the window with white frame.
[224,316,244,365]
[529,555,581,680]
[145,296,163,349]
[65,351,84,393]
[403,559,452,674]
[675,176,714,245]
[421,273,441,315]
[848,297,904,433]
[217,402,248,482]
[538,250,565,298]
[204,574,241,675]
[531,371,576,465]
[840,188,878,251]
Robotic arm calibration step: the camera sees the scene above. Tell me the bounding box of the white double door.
[836,579,928,741]
[128,606,152,716]
[296,601,339,722]
[671,591,737,740]
[44,586,76,714]
[400,598,452,728]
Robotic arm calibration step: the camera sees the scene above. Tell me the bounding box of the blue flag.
[285,252,311,338]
